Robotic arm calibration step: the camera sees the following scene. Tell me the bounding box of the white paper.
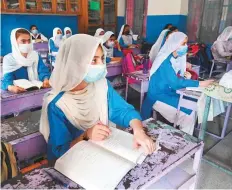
[92,127,146,164]
[186,87,205,92]
[55,141,134,190]
[13,79,40,89]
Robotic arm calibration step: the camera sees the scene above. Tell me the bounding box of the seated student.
[49,27,63,66]
[102,31,123,64]
[1,28,51,93]
[211,26,232,62]
[118,24,137,48]
[30,25,48,43]
[40,34,155,160]
[94,28,105,38]
[63,27,72,40]
[141,32,214,135]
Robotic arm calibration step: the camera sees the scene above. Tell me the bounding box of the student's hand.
[8,85,26,94]
[42,79,51,88]
[199,80,214,87]
[86,123,111,141]
[186,62,192,69]
[184,71,192,79]
[111,57,121,62]
[35,39,42,43]
[130,119,156,154]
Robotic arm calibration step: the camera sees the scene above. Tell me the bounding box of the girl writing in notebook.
[1,28,51,93]
[40,34,156,160]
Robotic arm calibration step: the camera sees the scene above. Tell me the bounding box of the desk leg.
[125,77,129,101]
[199,96,211,141]
[174,94,183,128]
[193,145,203,189]
[221,104,232,138]
[140,81,144,112]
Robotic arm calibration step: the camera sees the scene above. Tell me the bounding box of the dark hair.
[110,34,115,38]
[30,25,37,30]
[164,23,172,29]
[169,26,178,32]
[15,29,30,39]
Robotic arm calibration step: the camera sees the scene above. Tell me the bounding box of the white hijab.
[216,26,232,41]
[3,28,39,81]
[117,25,133,41]
[150,32,187,77]
[63,27,72,40]
[149,29,169,63]
[94,28,105,37]
[103,31,114,58]
[49,27,63,49]
[40,34,108,142]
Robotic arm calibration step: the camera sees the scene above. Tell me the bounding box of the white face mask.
[18,43,33,54]
[106,41,115,48]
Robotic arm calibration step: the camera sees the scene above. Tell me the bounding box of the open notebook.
[55,127,159,190]
[13,79,43,91]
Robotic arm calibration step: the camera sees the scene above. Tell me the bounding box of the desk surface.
[1,119,203,189]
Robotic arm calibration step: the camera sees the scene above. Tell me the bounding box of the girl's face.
[99,31,105,36]
[91,46,104,65]
[66,30,71,34]
[173,37,188,57]
[57,30,62,35]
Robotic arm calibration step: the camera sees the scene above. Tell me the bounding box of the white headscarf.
[117,25,133,41]
[149,29,169,63]
[49,27,63,49]
[150,32,187,77]
[40,34,108,142]
[216,26,232,41]
[94,28,105,37]
[63,27,72,40]
[3,28,39,81]
[102,31,114,57]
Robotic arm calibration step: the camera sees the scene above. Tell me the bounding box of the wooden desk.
[1,88,50,117]
[2,119,204,189]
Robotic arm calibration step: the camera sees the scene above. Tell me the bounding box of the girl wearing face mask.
[63,27,72,40]
[1,28,51,93]
[211,26,232,64]
[30,25,48,43]
[48,27,63,66]
[118,24,137,48]
[141,32,214,135]
[40,34,156,160]
[102,31,123,64]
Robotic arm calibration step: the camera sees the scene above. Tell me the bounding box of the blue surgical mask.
[56,34,63,40]
[32,29,38,35]
[84,64,107,83]
[66,33,72,38]
[176,45,188,57]
[106,41,115,48]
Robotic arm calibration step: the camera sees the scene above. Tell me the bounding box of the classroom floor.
[127,88,232,189]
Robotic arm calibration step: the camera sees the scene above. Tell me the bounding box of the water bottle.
[142,52,150,74]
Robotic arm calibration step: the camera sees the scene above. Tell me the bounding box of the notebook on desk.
[55,127,160,190]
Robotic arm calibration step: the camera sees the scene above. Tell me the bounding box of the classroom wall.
[1,14,78,56]
[117,0,126,34]
[146,0,188,43]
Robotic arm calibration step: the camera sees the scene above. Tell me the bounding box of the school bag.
[1,142,19,182]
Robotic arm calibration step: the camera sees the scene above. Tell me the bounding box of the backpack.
[1,142,19,182]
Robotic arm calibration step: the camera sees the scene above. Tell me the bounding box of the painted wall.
[117,0,126,34]
[1,14,78,56]
[146,0,188,43]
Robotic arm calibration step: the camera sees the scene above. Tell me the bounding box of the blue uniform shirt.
[47,81,141,160]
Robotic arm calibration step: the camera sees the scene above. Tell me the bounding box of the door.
[87,0,117,35]
[133,0,144,36]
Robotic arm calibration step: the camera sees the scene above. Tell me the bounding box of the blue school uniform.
[119,35,137,48]
[105,48,123,63]
[47,81,141,160]
[1,54,51,90]
[141,55,199,120]
[49,39,59,64]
